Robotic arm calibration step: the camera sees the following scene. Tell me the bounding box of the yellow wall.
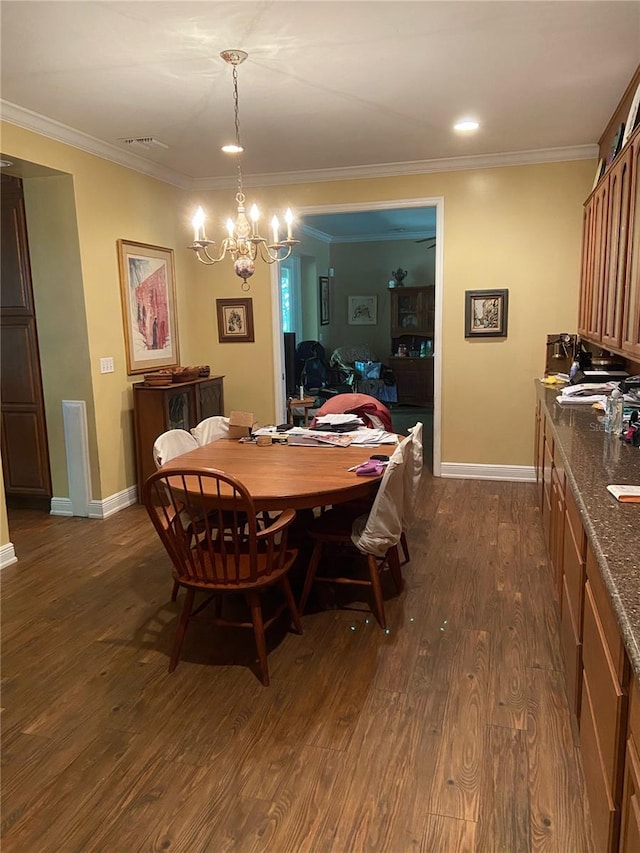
[0,119,593,548]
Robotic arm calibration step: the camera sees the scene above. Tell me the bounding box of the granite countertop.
[537,381,640,680]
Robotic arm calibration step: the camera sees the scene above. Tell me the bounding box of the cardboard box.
[228,411,257,439]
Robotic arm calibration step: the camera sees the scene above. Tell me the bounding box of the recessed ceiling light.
[0,159,14,168]
[221,144,243,154]
[454,119,480,132]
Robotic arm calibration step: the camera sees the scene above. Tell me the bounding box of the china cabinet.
[133,375,224,500]
[389,286,434,405]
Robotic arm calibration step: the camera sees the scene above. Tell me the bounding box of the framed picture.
[319,276,330,325]
[622,81,640,148]
[464,289,509,338]
[216,298,255,343]
[117,239,179,374]
[348,295,377,325]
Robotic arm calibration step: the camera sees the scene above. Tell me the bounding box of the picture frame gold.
[216,298,255,343]
[117,239,179,374]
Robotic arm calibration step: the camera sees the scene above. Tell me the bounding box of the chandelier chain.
[232,64,244,194]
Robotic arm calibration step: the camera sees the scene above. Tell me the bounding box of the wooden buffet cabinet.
[388,286,435,405]
[132,375,224,500]
[535,397,639,853]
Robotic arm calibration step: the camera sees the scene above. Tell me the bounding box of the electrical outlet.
[100,357,114,374]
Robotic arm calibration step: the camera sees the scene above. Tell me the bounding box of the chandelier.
[189,50,298,290]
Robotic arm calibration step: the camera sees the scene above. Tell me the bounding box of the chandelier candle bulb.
[226,219,235,239]
[192,207,207,242]
[272,216,279,245]
[250,205,259,236]
[285,208,293,241]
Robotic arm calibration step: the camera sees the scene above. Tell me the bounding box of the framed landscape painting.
[117,239,180,374]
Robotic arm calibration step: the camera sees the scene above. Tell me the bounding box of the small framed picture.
[465,289,509,338]
[348,295,377,325]
[216,298,255,343]
[319,276,330,325]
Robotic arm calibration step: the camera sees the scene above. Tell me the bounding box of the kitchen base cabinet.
[579,545,630,853]
[133,376,224,500]
[560,485,587,719]
[619,680,640,853]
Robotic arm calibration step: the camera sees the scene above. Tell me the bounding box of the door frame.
[270,196,444,476]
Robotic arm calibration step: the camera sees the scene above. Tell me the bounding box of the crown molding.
[2,100,598,191]
[0,100,190,187]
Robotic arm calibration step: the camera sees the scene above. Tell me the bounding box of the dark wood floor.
[1,475,595,852]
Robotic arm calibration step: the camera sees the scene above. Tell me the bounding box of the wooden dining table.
[158,437,392,511]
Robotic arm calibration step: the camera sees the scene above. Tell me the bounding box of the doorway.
[270,197,444,474]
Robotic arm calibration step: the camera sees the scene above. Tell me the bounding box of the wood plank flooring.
[1,475,596,852]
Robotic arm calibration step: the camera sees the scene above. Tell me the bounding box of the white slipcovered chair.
[299,436,409,628]
[152,429,198,469]
[190,416,230,446]
[400,422,423,563]
[152,428,199,601]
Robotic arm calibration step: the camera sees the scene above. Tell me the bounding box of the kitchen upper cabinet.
[580,176,610,342]
[602,146,633,351]
[580,126,640,360]
[621,136,640,358]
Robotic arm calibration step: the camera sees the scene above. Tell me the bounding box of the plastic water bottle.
[609,389,624,435]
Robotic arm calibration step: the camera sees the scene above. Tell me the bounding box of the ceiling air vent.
[117,137,168,150]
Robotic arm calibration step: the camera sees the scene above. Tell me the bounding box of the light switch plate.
[100,357,114,374]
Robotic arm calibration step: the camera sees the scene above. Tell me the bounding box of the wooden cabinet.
[621,136,640,358]
[389,286,435,405]
[388,356,433,405]
[581,543,630,853]
[579,175,610,341]
[133,375,224,500]
[602,146,633,351]
[580,126,640,359]
[561,484,587,717]
[390,286,434,341]
[619,679,640,853]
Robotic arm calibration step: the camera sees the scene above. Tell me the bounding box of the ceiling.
[1,1,639,191]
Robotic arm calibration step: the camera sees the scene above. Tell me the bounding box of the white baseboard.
[440,463,536,482]
[50,485,138,519]
[0,542,18,570]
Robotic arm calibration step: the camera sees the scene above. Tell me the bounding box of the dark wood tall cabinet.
[388,286,435,405]
[133,375,224,500]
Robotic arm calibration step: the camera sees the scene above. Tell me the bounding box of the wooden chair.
[143,467,302,686]
[298,437,409,629]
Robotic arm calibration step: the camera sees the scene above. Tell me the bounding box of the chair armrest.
[255,508,297,540]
